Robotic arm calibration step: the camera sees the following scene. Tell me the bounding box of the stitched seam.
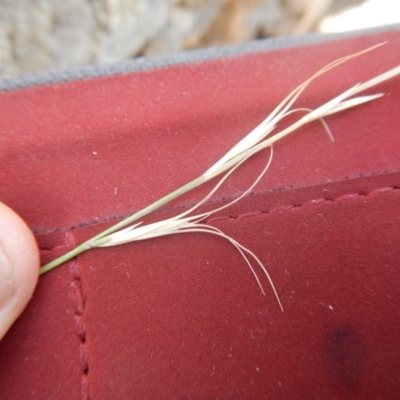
[33,169,400,235]
[206,185,399,223]
[64,231,91,400]
[37,185,399,247]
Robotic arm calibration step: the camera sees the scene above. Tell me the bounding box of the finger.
[0,202,39,340]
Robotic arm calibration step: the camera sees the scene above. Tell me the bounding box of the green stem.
[39,175,205,274]
[39,243,90,275]
[38,106,336,276]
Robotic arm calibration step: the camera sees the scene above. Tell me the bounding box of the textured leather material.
[0,29,399,399]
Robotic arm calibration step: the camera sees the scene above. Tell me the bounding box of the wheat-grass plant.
[39,43,400,308]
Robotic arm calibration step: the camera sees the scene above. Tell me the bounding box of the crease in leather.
[34,168,400,237]
[38,184,399,253]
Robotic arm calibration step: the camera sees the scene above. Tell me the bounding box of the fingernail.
[0,240,15,309]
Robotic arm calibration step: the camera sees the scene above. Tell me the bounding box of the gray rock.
[0,0,365,78]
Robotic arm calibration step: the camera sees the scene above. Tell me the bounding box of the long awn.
[39,43,400,307]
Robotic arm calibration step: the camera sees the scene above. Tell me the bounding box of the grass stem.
[39,43,400,281]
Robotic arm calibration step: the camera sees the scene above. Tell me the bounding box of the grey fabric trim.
[1,23,399,93]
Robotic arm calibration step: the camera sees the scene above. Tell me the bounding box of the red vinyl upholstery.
[0,29,399,399]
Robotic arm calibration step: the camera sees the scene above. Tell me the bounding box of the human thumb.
[0,202,39,340]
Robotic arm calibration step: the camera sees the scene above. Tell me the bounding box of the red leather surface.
[0,30,399,399]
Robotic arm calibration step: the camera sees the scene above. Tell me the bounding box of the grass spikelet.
[39,43,400,308]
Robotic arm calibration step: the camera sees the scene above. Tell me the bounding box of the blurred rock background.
[0,0,368,78]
